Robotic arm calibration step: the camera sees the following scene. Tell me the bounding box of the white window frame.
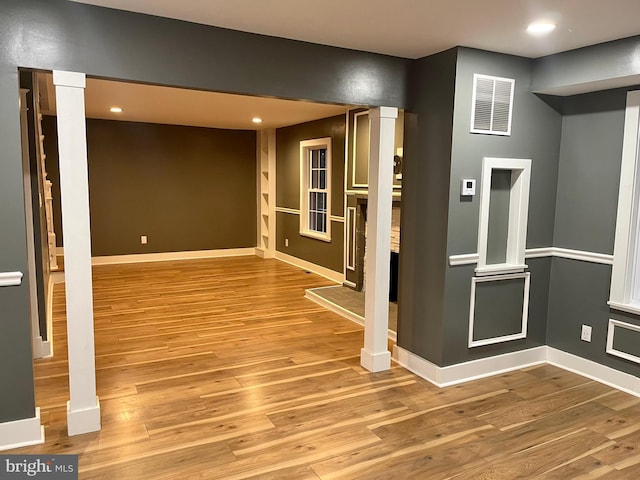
[609,90,640,315]
[476,157,531,276]
[299,138,332,242]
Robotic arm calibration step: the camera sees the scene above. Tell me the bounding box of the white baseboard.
[67,398,101,436]
[392,345,547,388]
[305,287,397,342]
[546,347,640,398]
[255,248,275,259]
[91,248,256,266]
[0,408,45,452]
[361,348,391,372]
[33,337,52,359]
[275,251,344,284]
[392,345,640,397]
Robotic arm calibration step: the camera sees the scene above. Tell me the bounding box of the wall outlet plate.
[141,235,148,245]
[461,178,476,196]
[581,324,592,342]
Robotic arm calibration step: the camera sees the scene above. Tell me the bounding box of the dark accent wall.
[441,48,562,366]
[546,86,640,377]
[275,115,346,273]
[532,36,640,95]
[397,49,457,365]
[553,89,627,253]
[0,0,409,425]
[44,117,257,256]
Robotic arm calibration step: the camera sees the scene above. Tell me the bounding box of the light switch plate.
[461,179,476,196]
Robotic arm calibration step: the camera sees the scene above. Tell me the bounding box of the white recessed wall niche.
[476,157,531,276]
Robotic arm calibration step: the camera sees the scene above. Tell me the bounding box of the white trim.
[299,137,332,241]
[547,347,640,399]
[34,275,54,359]
[610,90,640,307]
[343,280,357,288]
[346,206,357,271]
[67,398,101,436]
[449,253,480,266]
[0,408,45,452]
[607,301,640,316]
[449,247,614,266]
[468,273,530,348]
[345,189,402,197]
[304,287,396,342]
[91,248,256,265]
[392,345,640,398]
[550,247,613,265]
[330,215,345,223]
[275,206,301,215]
[606,319,640,365]
[476,157,531,274]
[351,110,370,188]
[0,271,23,287]
[274,251,344,283]
[343,111,350,278]
[524,247,554,259]
[392,345,546,388]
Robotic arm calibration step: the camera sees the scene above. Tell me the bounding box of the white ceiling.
[69,0,640,59]
[40,74,350,130]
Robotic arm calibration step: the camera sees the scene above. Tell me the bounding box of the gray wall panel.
[396,49,457,365]
[553,89,629,254]
[438,48,560,367]
[0,69,35,422]
[472,277,525,342]
[532,36,640,95]
[442,259,548,365]
[44,117,257,256]
[275,115,345,215]
[276,212,344,273]
[547,258,640,377]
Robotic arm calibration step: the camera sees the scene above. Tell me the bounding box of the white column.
[361,106,397,372]
[53,71,101,435]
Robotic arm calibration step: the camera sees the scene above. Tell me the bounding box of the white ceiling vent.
[470,74,515,136]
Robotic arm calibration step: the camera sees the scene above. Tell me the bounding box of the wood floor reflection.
[9,256,640,479]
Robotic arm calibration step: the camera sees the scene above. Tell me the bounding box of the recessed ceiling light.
[527,21,556,35]
[252,117,263,124]
[110,107,123,113]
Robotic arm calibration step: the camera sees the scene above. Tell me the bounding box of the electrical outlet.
[285,238,289,247]
[141,235,148,245]
[581,324,592,342]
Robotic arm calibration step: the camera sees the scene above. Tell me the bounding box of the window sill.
[608,301,640,316]
[300,231,332,243]
[474,263,527,276]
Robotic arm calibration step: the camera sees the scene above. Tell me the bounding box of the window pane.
[311,170,320,189]
[319,192,326,211]
[311,150,319,168]
[310,192,317,210]
[319,170,327,189]
[318,148,327,168]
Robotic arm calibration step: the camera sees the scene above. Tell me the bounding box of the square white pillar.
[53,70,101,435]
[361,106,397,372]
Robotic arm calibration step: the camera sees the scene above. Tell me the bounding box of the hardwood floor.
[9,256,640,478]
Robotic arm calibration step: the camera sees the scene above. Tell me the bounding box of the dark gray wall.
[532,36,640,95]
[275,115,346,273]
[276,213,344,273]
[44,117,257,256]
[0,0,409,424]
[553,89,627,253]
[397,49,458,365]
[547,86,640,377]
[441,48,562,366]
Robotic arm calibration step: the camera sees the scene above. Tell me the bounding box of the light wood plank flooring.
[8,256,640,478]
